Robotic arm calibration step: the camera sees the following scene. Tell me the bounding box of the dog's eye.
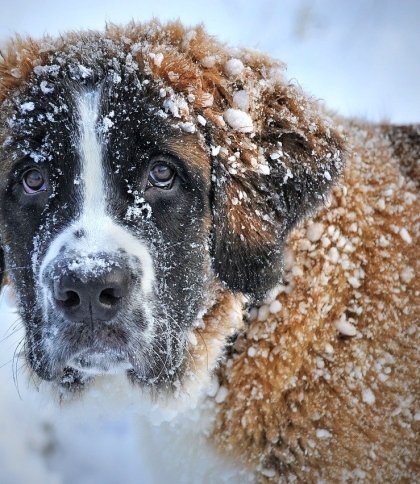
[148,163,176,189]
[22,168,47,194]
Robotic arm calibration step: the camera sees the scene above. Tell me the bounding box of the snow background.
[0,1,419,483]
[1,0,419,123]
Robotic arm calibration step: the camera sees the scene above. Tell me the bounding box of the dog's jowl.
[0,21,418,482]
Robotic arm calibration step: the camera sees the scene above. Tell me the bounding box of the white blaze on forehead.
[37,88,155,295]
[77,90,106,230]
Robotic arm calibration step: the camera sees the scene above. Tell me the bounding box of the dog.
[0,20,418,482]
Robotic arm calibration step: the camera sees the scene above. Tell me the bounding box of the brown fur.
[212,121,419,481]
[0,20,418,482]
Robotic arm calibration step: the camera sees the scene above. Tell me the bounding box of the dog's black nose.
[53,265,129,322]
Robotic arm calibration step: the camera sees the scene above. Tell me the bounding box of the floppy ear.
[210,82,345,299]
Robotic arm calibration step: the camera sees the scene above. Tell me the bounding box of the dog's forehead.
[3,76,208,174]
[0,41,212,186]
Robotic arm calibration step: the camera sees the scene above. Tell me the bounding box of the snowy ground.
[0,287,150,484]
[0,1,419,483]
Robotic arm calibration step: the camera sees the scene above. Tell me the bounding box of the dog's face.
[0,25,344,395]
[0,73,215,389]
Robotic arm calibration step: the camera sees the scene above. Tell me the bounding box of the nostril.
[99,288,121,308]
[58,290,81,309]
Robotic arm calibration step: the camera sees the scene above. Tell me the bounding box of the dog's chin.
[48,347,187,395]
[68,349,133,375]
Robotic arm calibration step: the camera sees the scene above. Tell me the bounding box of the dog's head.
[0,22,344,396]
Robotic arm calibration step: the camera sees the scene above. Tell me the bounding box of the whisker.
[12,337,25,399]
[195,328,210,372]
[0,317,24,344]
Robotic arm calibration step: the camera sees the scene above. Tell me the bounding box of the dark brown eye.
[148,163,176,189]
[22,168,47,194]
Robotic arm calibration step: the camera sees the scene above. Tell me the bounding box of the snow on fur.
[0,20,418,484]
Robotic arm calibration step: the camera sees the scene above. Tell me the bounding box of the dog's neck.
[182,287,246,403]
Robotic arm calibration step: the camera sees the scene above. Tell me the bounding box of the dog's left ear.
[209,81,345,299]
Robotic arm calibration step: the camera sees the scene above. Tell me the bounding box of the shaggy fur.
[0,21,418,482]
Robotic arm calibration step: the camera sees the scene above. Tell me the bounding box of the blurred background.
[0,1,419,483]
[1,0,419,123]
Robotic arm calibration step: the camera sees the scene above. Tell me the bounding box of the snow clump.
[316,429,332,439]
[101,111,115,132]
[362,388,376,405]
[306,223,324,242]
[399,228,412,243]
[163,94,189,118]
[201,55,217,68]
[335,314,357,336]
[224,58,245,77]
[232,90,249,111]
[269,300,282,314]
[78,65,93,79]
[215,386,229,404]
[40,80,54,94]
[149,52,164,67]
[196,115,206,126]
[178,122,196,133]
[223,108,253,133]
[20,102,35,113]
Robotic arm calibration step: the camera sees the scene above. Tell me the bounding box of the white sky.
[0,0,419,123]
